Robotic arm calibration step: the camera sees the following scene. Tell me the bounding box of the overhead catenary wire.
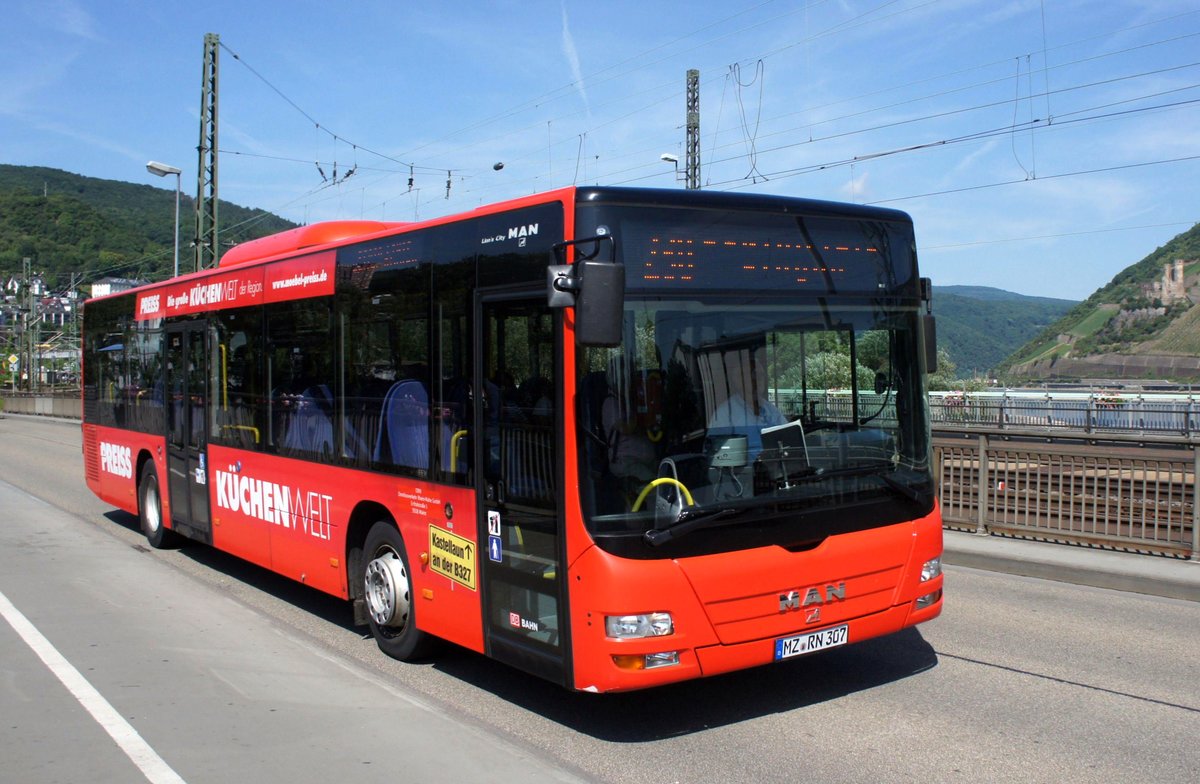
[206,5,1200,228]
[219,40,451,179]
[376,25,1200,210]
[393,0,797,160]
[866,154,1200,206]
[217,0,935,204]
[371,0,930,180]
[369,32,1198,212]
[732,60,767,182]
[637,27,1200,192]
[693,62,1200,181]
[696,95,1200,192]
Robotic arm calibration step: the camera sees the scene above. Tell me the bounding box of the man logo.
[506,223,539,240]
[779,582,846,613]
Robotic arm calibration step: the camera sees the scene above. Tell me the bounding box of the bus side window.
[438,376,472,477]
[266,300,335,459]
[212,309,265,451]
[341,363,390,468]
[432,249,473,486]
[373,378,430,473]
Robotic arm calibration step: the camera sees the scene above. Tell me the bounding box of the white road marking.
[0,589,188,784]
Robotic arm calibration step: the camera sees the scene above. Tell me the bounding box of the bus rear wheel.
[138,465,181,549]
[362,521,435,661]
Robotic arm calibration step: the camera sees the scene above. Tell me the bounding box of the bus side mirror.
[919,276,937,373]
[548,235,624,348]
[575,260,625,347]
[922,314,937,373]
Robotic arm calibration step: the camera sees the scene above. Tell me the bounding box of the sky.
[2,0,1199,300]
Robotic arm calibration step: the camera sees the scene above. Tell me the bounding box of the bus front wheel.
[362,521,435,661]
[138,465,180,549]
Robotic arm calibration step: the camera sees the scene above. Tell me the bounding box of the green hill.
[0,164,296,287]
[0,166,1078,380]
[998,221,1200,381]
[934,286,1076,377]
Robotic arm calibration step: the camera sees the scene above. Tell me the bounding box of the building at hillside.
[1147,259,1192,305]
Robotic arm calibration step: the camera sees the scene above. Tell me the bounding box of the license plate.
[774,624,849,660]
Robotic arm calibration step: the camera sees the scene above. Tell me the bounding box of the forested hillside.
[0,165,1082,382]
[997,221,1200,381]
[934,286,1076,377]
[0,165,296,287]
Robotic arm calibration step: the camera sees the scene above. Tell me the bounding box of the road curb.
[943,530,1200,603]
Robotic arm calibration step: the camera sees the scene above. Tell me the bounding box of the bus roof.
[217,220,408,268]
[87,186,912,305]
[212,187,911,271]
[572,186,913,224]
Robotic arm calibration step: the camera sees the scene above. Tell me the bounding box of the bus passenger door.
[165,322,212,544]
[476,290,568,685]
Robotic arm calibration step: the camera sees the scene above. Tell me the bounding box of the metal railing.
[930,392,1200,438]
[936,433,1199,560]
[7,388,1198,560]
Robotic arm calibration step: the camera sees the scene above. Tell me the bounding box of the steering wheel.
[631,477,695,512]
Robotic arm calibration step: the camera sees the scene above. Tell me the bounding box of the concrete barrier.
[0,393,82,420]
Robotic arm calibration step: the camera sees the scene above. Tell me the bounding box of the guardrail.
[936,432,1199,561]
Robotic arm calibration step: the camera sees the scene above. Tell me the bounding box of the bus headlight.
[605,612,674,639]
[920,556,942,582]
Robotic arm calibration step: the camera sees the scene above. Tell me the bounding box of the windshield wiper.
[819,464,928,503]
[644,508,743,547]
[642,467,928,547]
[874,469,926,503]
[772,463,928,503]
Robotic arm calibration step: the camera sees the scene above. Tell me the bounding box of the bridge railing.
[929,392,1200,437]
[6,389,1199,560]
[936,433,1199,560]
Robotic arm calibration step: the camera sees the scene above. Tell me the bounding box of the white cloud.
[14,114,143,163]
[945,138,1002,182]
[27,0,102,41]
[839,168,871,202]
[561,2,590,117]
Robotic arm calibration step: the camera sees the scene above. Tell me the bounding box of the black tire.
[138,465,181,549]
[362,520,436,661]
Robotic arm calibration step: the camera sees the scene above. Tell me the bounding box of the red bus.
[81,186,943,692]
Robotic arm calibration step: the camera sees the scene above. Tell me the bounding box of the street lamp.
[660,153,681,185]
[146,161,181,278]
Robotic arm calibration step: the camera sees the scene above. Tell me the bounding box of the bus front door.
[476,291,569,686]
[165,322,212,544]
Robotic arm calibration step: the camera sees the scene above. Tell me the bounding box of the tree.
[927,348,986,391]
[790,350,874,390]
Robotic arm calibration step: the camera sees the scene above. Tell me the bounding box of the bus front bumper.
[577,589,943,692]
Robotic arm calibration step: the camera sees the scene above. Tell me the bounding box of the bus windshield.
[574,203,933,554]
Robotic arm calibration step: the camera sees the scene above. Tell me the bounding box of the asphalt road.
[1,415,1197,783]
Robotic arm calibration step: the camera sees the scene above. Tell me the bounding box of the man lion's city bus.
[82,186,943,692]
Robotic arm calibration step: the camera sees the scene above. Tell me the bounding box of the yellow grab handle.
[631,477,695,512]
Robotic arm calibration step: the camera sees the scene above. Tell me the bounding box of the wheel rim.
[143,480,161,533]
[364,548,411,630]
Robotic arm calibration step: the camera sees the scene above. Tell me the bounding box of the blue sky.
[2,0,1198,300]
